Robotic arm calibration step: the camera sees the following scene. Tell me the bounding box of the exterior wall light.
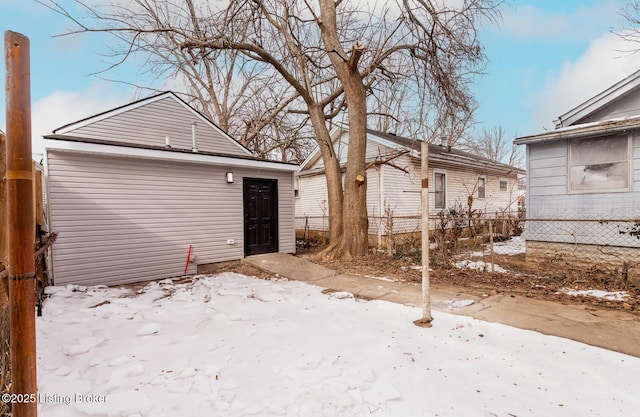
[226,172,234,183]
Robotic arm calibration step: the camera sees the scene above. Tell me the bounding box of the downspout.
[191,122,198,153]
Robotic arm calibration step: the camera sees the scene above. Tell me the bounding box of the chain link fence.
[295,213,640,285]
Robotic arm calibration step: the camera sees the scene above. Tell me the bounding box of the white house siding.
[61,96,249,157]
[635,133,640,188]
[379,155,518,216]
[295,154,519,237]
[295,174,330,232]
[47,150,294,286]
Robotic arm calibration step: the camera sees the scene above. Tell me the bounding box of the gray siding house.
[515,70,640,272]
[44,92,298,286]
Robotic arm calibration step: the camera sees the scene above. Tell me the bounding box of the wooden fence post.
[0,130,7,272]
[0,130,9,417]
[5,30,38,417]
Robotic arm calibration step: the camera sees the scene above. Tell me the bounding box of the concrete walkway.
[243,252,640,358]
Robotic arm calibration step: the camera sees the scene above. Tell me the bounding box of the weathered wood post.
[415,141,433,327]
[0,131,9,272]
[5,30,38,417]
[0,130,7,272]
[0,129,9,417]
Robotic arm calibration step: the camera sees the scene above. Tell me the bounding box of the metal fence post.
[489,220,494,273]
[415,141,432,327]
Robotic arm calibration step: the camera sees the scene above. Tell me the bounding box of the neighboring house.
[296,128,523,243]
[514,69,640,273]
[44,92,298,286]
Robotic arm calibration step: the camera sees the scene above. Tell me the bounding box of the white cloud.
[529,32,640,132]
[500,1,620,41]
[31,83,133,157]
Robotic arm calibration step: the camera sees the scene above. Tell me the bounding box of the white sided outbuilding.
[44,92,298,286]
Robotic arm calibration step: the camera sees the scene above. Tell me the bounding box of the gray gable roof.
[554,69,640,128]
[366,129,522,173]
[51,91,253,157]
[299,127,522,174]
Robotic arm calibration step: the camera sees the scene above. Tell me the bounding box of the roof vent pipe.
[191,122,198,153]
[165,136,172,149]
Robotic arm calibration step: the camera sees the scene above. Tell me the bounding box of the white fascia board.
[43,139,299,172]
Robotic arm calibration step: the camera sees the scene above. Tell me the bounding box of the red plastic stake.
[184,244,192,275]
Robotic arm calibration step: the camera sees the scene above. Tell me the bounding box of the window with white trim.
[569,135,630,192]
[434,170,446,209]
[499,178,508,192]
[477,176,486,199]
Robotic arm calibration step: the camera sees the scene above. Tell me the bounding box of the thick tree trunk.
[317,0,369,260]
[333,80,368,259]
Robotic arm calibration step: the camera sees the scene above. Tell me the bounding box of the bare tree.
[39,0,309,161]
[618,1,640,45]
[40,0,502,260]
[459,126,524,167]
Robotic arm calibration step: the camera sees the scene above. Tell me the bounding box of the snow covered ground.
[560,288,629,301]
[454,259,508,273]
[36,273,639,417]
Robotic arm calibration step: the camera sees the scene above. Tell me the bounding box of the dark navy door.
[243,178,278,256]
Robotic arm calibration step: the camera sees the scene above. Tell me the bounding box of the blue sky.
[2,0,640,156]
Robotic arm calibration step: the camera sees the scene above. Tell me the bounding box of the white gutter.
[43,139,299,172]
[515,115,640,145]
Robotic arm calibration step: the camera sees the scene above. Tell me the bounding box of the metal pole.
[489,220,494,273]
[415,141,432,327]
[5,30,37,417]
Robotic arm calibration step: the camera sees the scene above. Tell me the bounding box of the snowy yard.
[36,273,639,417]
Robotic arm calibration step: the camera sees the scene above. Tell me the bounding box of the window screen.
[569,135,629,192]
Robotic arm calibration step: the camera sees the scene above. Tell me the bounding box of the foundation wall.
[526,241,640,285]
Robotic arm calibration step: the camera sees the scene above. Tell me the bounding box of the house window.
[499,178,508,192]
[477,176,486,199]
[434,170,446,209]
[569,135,630,192]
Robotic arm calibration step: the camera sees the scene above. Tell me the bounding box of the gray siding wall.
[528,133,640,218]
[577,91,640,124]
[528,140,568,201]
[526,133,640,247]
[47,150,294,286]
[64,96,249,156]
